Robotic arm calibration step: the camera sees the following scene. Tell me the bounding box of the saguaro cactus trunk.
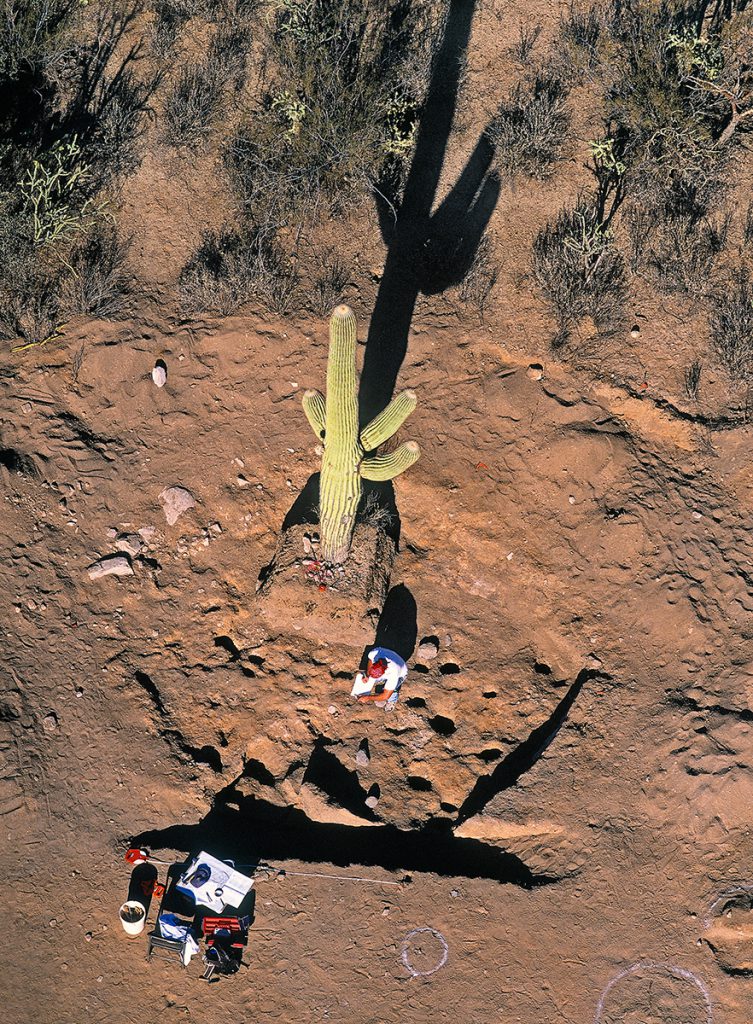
[302,305,420,565]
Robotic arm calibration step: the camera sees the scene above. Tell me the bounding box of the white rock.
[159,486,195,526]
[87,555,133,580]
[152,362,167,387]
[116,533,143,557]
[417,639,439,661]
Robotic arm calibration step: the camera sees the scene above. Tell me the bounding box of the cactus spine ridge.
[303,305,420,565]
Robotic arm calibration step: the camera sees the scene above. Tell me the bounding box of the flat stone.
[116,533,143,557]
[87,555,134,580]
[159,486,195,526]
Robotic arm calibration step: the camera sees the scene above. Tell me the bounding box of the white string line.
[401,927,449,978]
[133,853,404,886]
[594,962,713,1024]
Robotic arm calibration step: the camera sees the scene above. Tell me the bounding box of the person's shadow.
[360,0,501,424]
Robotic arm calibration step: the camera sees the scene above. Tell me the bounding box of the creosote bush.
[711,269,753,382]
[486,74,571,179]
[60,222,130,318]
[179,227,298,316]
[226,0,438,225]
[163,64,223,147]
[532,201,626,344]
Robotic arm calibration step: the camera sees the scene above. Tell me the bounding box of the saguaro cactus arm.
[360,389,417,451]
[360,441,420,481]
[302,389,326,438]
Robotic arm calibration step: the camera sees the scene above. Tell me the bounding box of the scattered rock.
[152,360,167,387]
[159,486,195,526]
[105,527,117,539]
[138,526,156,541]
[630,324,640,338]
[526,363,544,381]
[116,533,143,557]
[87,555,134,580]
[417,636,440,661]
[356,739,370,767]
[43,712,58,733]
[365,783,380,809]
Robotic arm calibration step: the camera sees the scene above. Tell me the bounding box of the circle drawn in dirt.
[401,927,449,978]
[594,962,712,1024]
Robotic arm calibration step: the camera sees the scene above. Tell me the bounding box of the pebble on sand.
[159,486,195,526]
[152,360,167,387]
[87,555,134,580]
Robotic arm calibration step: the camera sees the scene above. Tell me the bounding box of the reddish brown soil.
[4,2,753,1023]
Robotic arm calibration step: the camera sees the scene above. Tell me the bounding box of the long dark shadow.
[131,793,557,887]
[455,668,603,826]
[360,0,500,423]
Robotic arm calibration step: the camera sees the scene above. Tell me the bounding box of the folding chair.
[146,865,198,966]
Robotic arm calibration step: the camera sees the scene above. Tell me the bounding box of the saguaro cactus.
[302,305,419,565]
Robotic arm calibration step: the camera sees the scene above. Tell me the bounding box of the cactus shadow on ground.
[360,0,501,424]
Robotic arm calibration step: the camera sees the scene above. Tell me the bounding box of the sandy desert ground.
[4,1,753,1022]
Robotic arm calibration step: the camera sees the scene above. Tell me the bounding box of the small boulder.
[87,555,133,580]
[116,533,143,557]
[417,636,440,662]
[159,486,195,526]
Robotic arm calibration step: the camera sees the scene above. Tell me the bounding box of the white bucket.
[119,900,146,936]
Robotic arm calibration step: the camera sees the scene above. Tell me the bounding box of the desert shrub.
[745,202,753,248]
[710,268,753,381]
[0,3,149,345]
[634,212,730,296]
[226,0,437,225]
[684,358,702,399]
[532,200,626,343]
[151,0,190,55]
[180,227,298,315]
[509,22,541,63]
[311,252,349,316]
[59,222,130,317]
[0,209,61,342]
[18,134,103,245]
[668,10,753,146]
[486,74,570,179]
[207,22,251,86]
[163,63,223,147]
[0,0,77,79]
[458,234,498,321]
[557,3,607,79]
